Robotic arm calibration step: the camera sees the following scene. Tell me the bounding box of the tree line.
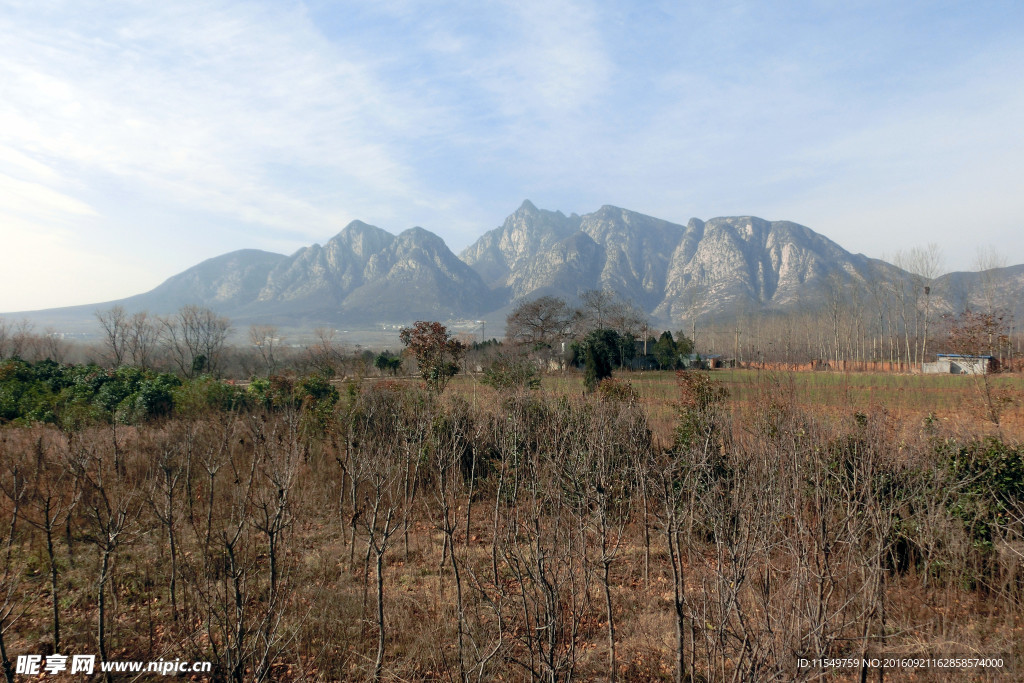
[676,245,1022,367]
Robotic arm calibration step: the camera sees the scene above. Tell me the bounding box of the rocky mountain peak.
[397,225,443,245]
[328,220,394,259]
[17,201,1023,333]
[516,198,539,214]
[458,200,580,289]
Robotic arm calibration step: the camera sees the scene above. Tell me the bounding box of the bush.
[481,354,541,391]
[295,374,340,407]
[133,375,180,420]
[247,376,275,409]
[944,437,1024,551]
[172,376,248,416]
[675,370,729,451]
[597,378,637,403]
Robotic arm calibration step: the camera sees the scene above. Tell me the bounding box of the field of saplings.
[1,356,1023,681]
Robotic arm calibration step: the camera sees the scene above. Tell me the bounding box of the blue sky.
[1,0,1022,311]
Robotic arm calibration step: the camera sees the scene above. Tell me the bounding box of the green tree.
[674,331,695,357]
[653,331,679,370]
[583,329,617,392]
[373,353,402,376]
[399,321,466,394]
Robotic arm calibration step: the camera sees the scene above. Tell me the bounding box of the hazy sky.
[2,0,1022,312]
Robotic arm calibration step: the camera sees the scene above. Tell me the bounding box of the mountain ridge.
[6,202,1023,331]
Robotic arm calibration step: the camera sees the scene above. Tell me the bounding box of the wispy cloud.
[0,0,1021,311]
[0,1,453,239]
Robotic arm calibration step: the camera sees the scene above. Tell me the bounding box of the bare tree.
[493,399,589,681]
[21,435,72,652]
[0,438,28,683]
[656,372,730,683]
[904,244,944,362]
[126,311,159,369]
[606,298,647,339]
[682,283,708,353]
[159,305,232,377]
[505,296,574,357]
[18,328,70,364]
[0,319,34,360]
[96,306,130,368]
[248,411,300,679]
[430,399,504,681]
[945,310,1014,424]
[577,289,645,336]
[249,325,283,375]
[575,401,646,680]
[147,438,184,626]
[355,393,406,682]
[975,244,1008,316]
[302,327,344,377]
[69,431,142,681]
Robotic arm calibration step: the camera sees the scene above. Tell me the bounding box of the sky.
[1,0,1023,312]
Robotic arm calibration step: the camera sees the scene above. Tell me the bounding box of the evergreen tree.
[583,329,617,391]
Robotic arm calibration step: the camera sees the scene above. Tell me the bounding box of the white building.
[921,354,993,375]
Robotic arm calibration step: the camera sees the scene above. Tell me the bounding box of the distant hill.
[6,201,1023,332]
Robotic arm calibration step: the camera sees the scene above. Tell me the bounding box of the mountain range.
[9,201,1024,332]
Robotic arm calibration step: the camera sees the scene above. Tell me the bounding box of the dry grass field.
[455,368,1024,442]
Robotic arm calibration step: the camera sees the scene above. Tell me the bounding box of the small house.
[682,353,722,370]
[921,354,995,375]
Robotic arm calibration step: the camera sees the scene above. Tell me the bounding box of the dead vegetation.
[1,372,1023,681]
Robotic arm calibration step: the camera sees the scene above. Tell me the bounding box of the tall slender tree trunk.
[373,550,385,683]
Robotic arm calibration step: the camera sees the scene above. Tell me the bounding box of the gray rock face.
[460,205,896,322]
[10,201,1022,331]
[235,221,493,324]
[337,226,495,323]
[653,217,886,320]
[578,206,687,309]
[126,249,287,311]
[256,221,395,307]
[22,220,495,327]
[459,200,581,292]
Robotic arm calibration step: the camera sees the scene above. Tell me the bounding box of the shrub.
[295,374,340,407]
[944,437,1024,551]
[172,375,248,416]
[597,378,637,403]
[674,370,729,451]
[480,354,541,391]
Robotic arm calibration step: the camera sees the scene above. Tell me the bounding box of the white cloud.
[0,173,96,221]
[0,1,454,243]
